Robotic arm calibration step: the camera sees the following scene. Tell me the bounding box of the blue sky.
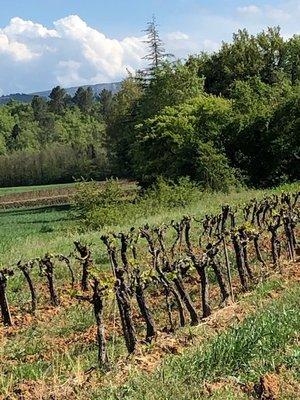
[0,0,299,94]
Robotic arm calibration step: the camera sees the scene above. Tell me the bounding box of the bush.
[72,177,202,229]
[0,143,109,187]
[142,176,201,209]
[72,178,125,228]
[194,141,237,192]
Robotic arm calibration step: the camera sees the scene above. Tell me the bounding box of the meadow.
[0,181,299,400]
[1,181,299,265]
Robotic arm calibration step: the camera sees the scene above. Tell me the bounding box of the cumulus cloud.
[0,32,37,61]
[0,15,148,94]
[0,15,214,95]
[3,17,58,39]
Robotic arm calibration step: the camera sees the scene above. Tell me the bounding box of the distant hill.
[0,82,122,105]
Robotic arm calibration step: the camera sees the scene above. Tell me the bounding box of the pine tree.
[49,86,67,114]
[73,87,94,113]
[142,16,172,78]
[31,95,48,121]
[98,89,113,120]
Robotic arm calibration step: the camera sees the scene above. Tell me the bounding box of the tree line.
[0,19,299,188]
[0,85,114,186]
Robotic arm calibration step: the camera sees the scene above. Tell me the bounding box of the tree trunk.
[74,241,92,291]
[232,235,249,291]
[116,288,137,354]
[0,272,12,326]
[195,262,211,318]
[254,235,266,267]
[210,259,230,306]
[41,257,60,306]
[21,266,37,313]
[270,232,280,267]
[46,271,59,306]
[222,236,234,301]
[135,274,156,342]
[184,218,211,318]
[283,216,295,261]
[92,279,108,368]
[173,277,198,325]
[164,287,174,332]
[241,242,254,280]
[170,287,186,327]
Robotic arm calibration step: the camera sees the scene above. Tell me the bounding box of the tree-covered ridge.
[0,82,122,105]
[0,25,299,188]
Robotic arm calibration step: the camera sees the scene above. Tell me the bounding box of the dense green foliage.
[0,26,299,188]
[107,27,300,188]
[0,88,108,186]
[72,177,201,229]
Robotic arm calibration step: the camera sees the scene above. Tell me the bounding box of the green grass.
[1,182,299,267]
[0,204,74,265]
[94,283,300,400]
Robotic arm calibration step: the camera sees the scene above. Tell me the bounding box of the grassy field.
[0,183,76,197]
[0,181,298,266]
[0,205,74,265]
[0,180,136,209]
[0,181,299,399]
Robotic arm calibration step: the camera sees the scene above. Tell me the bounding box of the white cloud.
[3,17,58,39]
[0,32,37,61]
[166,31,190,41]
[0,15,223,94]
[265,6,291,21]
[0,15,147,94]
[1,3,300,95]
[56,60,83,87]
[202,39,220,52]
[237,3,292,21]
[237,5,261,15]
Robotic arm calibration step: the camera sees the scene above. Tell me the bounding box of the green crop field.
[0,183,76,197]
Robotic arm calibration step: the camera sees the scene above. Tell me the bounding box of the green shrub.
[72,177,202,229]
[72,178,124,228]
[142,176,201,209]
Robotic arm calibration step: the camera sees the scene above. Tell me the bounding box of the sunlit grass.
[94,284,300,400]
